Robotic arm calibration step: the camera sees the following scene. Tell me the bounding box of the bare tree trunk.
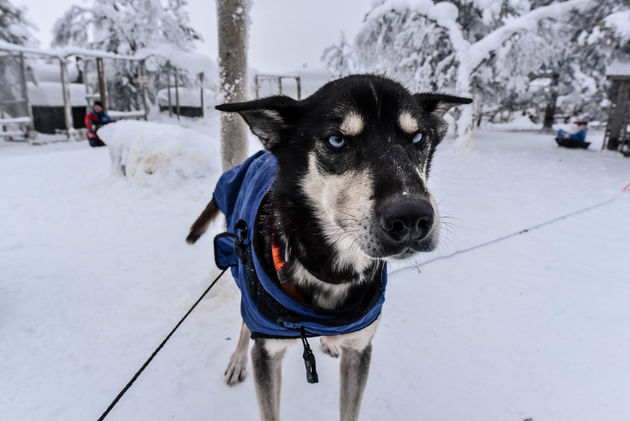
[453,59,474,151]
[217,0,250,171]
[543,71,560,129]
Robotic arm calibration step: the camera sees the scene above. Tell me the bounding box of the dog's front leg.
[251,338,292,421]
[339,343,372,421]
[225,321,251,386]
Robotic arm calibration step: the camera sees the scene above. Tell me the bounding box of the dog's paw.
[320,337,341,358]
[224,352,248,386]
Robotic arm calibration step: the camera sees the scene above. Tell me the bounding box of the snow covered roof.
[31,61,79,83]
[607,62,630,79]
[28,82,87,107]
[0,40,217,81]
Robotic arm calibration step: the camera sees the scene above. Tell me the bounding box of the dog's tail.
[186,197,221,244]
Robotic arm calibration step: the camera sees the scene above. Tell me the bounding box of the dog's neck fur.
[257,189,381,311]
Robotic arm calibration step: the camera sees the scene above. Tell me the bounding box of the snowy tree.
[52,0,202,110]
[480,0,630,127]
[321,32,355,78]
[354,0,596,148]
[53,0,200,54]
[0,0,36,118]
[546,1,630,124]
[0,0,35,45]
[355,8,457,92]
[216,0,250,171]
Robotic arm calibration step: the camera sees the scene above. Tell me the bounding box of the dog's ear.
[414,93,472,118]
[215,96,298,150]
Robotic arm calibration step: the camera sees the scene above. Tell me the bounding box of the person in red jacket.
[85,101,112,147]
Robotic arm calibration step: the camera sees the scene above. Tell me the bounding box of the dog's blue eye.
[412,132,424,144]
[328,135,346,149]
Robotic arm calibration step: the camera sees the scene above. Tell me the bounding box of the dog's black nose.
[378,200,434,243]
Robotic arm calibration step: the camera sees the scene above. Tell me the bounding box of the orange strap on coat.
[271,234,286,271]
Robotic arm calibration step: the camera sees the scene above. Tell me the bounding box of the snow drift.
[99,120,220,188]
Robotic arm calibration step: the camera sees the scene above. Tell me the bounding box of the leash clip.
[212,220,250,269]
[233,219,249,262]
[300,328,319,384]
[234,219,249,243]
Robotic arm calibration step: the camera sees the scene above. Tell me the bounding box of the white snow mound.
[99,120,220,187]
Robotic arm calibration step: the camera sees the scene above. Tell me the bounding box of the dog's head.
[217,74,471,264]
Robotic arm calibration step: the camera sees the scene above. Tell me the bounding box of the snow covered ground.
[1,119,629,421]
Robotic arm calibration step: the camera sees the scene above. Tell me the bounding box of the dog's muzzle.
[378,199,435,247]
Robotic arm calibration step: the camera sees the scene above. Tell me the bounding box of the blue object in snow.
[557,128,586,142]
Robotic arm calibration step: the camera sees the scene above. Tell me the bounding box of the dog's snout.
[378,200,434,243]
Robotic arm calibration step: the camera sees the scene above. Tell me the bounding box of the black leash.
[97,268,228,421]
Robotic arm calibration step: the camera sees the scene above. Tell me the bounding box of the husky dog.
[187,74,471,421]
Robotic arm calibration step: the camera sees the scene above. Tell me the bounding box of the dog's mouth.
[392,240,438,259]
[385,237,439,260]
[391,248,416,260]
[358,228,439,261]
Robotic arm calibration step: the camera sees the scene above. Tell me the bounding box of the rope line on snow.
[97,268,228,421]
[390,185,629,277]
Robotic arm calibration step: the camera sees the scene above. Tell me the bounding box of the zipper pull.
[300,328,319,384]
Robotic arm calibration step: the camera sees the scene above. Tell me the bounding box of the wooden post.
[199,72,205,118]
[140,60,149,121]
[278,76,283,95]
[83,58,91,113]
[254,74,259,99]
[167,65,173,117]
[59,58,75,140]
[19,52,34,134]
[296,76,301,100]
[217,0,249,171]
[96,57,108,112]
[174,69,181,120]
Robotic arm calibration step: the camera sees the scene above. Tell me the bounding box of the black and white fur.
[187,74,471,421]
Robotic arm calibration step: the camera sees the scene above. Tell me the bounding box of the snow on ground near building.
[100,120,221,190]
[1,122,629,421]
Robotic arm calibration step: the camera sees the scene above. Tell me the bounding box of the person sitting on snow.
[557,121,588,142]
[85,101,112,147]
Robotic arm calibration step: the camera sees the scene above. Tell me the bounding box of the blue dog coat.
[213,150,388,338]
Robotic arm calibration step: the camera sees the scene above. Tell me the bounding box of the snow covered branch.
[469,0,591,70]
[358,0,597,149]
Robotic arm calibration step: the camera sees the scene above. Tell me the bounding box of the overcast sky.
[15,0,374,73]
